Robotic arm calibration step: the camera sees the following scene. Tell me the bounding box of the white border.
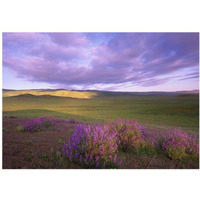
[0,1,199,200]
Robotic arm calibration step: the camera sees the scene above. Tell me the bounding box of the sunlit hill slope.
[3,89,98,99]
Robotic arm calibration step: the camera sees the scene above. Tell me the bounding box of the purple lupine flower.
[75,152,79,159]
[95,156,99,162]
[20,116,55,133]
[160,129,199,160]
[85,160,88,165]
[113,154,117,164]
[82,145,85,151]
[63,121,126,168]
[85,154,89,160]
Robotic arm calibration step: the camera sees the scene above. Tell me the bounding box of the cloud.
[3,32,199,90]
[48,33,90,47]
[27,43,87,62]
[3,33,45,49]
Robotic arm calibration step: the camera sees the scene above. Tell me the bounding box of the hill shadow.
[3,109,99,122]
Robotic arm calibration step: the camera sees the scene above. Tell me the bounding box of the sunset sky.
[3,32,199,91]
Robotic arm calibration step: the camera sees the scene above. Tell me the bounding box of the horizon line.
[2,88,199,93]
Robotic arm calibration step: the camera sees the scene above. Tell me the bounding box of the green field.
[3,94,199,132]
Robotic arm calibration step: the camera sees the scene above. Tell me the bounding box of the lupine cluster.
[62,123,122,168]
[107,119,146,152]
[159,129,199,161]
[63,119,199,168]
[18,116,57,133]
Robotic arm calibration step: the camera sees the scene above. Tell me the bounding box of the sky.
[2,32,199,92]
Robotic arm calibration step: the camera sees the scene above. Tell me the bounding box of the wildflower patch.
[17,116,57,133]
[158,129,199,161]
[62,123,122,169]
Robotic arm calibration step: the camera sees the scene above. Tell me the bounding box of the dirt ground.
[2,117,199,169]
[3,117,81,169]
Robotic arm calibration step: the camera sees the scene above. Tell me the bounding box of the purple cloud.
[48,33,90,47]
[3,32,199,90]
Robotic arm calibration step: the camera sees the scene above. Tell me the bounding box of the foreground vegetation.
[3,116,199,169]
[63,119,199,169]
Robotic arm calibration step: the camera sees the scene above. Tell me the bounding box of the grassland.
[3,92,199,132]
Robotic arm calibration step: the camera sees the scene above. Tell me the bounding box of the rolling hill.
[2,89,199,99]
[2,89,98,99]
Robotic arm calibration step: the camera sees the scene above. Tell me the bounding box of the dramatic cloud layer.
[3,32,199,90]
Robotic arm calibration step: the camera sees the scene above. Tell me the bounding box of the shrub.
[40,116,55,128]
[62,123,122,169]
[17,125,25,132]
[159,129,199,161]
[19,116,56,133]
[138,136,157,155]
[107,119,145,152]
[3,128,10,134]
